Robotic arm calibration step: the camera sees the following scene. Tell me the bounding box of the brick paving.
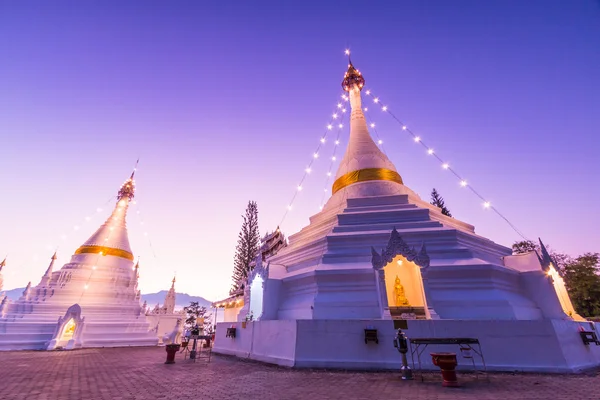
[0,347,599,400]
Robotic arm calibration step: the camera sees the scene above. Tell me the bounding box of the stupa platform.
[214,318,600,373]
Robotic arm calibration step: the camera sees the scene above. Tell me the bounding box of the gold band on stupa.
[74,245,135,261]
[332,168,403,194]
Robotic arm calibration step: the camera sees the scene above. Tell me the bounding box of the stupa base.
[213,319,600,373]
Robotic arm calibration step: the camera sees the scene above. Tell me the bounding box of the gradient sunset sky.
[1,1,599,301]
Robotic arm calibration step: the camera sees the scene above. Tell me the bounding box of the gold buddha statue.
[394,276,410,307]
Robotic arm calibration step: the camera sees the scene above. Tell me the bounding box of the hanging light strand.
[132,200,158,259]
[364,90,528,240]
[319,112,347,209]
[363,106,387,154]
[279,99,346,227]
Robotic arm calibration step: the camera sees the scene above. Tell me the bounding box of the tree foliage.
[512,240,572,271]
[512,240,538,255]
[430,188,452,217]
[183,301,211,332]
[563,253,600,318]
[230,201,260,295]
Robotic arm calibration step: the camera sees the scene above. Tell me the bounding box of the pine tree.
[230,201,260,295]
[430,188,452,217]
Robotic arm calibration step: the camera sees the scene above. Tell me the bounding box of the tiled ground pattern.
[0,347,598,400]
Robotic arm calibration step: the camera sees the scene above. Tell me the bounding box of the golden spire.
[342,51,365,92]
[331,54,403,195]
[74,164,138,262]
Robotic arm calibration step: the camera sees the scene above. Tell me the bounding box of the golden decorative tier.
[74,245,134,261]
[332,168,403,195]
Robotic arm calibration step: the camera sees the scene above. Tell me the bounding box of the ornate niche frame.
[244,255,269,321]
[46,304,85,350]
[371,228,437,320]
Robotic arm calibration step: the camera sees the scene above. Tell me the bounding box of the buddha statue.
[394,276,410,307]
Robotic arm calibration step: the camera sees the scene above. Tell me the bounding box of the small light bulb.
[287,205,292,210]
[85,216,91,221]
[374,98,379,103]
[337,103,342,109]
[84,284,89,289]
[402,126,407,130]
[378,140,383,145]
[397,260,403,266]
[366,90,371,95]
[324,188,327,192]
[319,205,323,210]
[297,185,302,191]
[344,49,350,55]
[364,107,368,112]
[332,156,336,161]
[327,172,332,176]
[338,124,343,128]
[484,202,491,209]
[313,153,319,158]
[342,108,346,113]
[370,123,375,128]
[460,180,468,187]
[428,149,434,155]
[414,136,421,142]
[335,140,340,145]
[109,227,114,231]
[382,106,388,111]
[332,113,338,119]
[305,167,312,173]
[327,124,333,130]
[92,266,97,270]
[442,163,449,169]
[320,137,326,143]
[96,208,102,213]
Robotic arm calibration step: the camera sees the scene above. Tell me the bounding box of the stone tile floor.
[1,347,599,400]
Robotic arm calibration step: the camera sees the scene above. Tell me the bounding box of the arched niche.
[46,304,85,350]
[372,228,437,320]
[249,275,264,321]
[383,255,426,310]
[243,254,268,321]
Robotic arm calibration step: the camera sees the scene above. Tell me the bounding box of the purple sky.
[1,1,599,301]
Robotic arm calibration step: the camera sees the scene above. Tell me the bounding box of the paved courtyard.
[1,347,599,400]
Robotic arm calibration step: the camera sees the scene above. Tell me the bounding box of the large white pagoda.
[213,58,600,372]
[0,171,158,350]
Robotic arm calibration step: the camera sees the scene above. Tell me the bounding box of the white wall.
[214,319,600,372]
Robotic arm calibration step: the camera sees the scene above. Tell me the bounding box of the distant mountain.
[2,287,212,309]
[3,287,25,301]
[141,291,212,309]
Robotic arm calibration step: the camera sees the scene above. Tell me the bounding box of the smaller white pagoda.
[0,170,158,351]
[145,276,185,344]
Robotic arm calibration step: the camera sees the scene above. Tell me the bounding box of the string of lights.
[318,111,347,210]
[78,200,123,301]
[278,100,348,227]
[132,201,158,259]
[363,107,387,154]
[363,89,528,240]
[48,196,115,254]
[78,173,138,300]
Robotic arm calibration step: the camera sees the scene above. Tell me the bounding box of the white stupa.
[214,57,600,372]
[0,170,158,350]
